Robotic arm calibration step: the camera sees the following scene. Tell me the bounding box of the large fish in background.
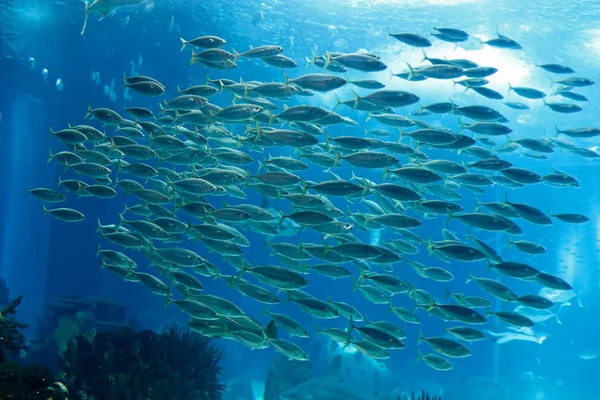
[81,0,153,35]
[442,377,509,400]
[278,355,392,400]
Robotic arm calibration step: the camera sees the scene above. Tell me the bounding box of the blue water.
[2,0,600,399]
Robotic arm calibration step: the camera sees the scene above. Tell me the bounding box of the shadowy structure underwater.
[59,324,226,400]
[0,277,9,307]
[28,294,134,369]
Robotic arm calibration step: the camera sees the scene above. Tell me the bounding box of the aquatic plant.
[406,390,441,400]
[59,324,226,400]
[0,294,28,363]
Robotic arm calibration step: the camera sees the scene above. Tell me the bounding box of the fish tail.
[457,117,466,132]
[356,269,366,287]
[350,277,360,293]
[253,121,262,143]
[555,307,564,325]
[323,50,332,70]
[333,94,341,110]
[414,348,422,364]
[81,0,90,35]
[179,37,187,52]
[443,287,452,299]
[277,209,287,226]
[304,56,312,69]
[117,211,125,227]
[259,304,269,318]
[162,289,172,308]
[350,89,360,110]
[189,49,197,66]
[416,328,423,346]
[85,102,92,119]
[95,218,104,235]
[406,62,414,80]
[465,269,474,284]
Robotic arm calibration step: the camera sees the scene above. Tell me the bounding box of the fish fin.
[324,355,342,378]
[264,320,278,340]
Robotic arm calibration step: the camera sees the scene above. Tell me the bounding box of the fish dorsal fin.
[264,320,278,340]
[323,355,341,378]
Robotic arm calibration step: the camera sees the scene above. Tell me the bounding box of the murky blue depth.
[2,1,600,399]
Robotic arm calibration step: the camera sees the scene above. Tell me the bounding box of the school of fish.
[31,20,597,371]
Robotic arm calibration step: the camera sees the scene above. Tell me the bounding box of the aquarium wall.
[1,1,599,400]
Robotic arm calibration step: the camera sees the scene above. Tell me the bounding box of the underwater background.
[1,0,600,399]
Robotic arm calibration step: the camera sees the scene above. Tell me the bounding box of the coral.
[59,324,226,400]
[0,295,28,362]
[0,361,68,400]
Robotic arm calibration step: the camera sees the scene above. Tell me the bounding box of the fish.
[30,18,597,378]
[179,36,226,51]
[81,0,151,35]
[485,327,548,344]
[279,357,380,399]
